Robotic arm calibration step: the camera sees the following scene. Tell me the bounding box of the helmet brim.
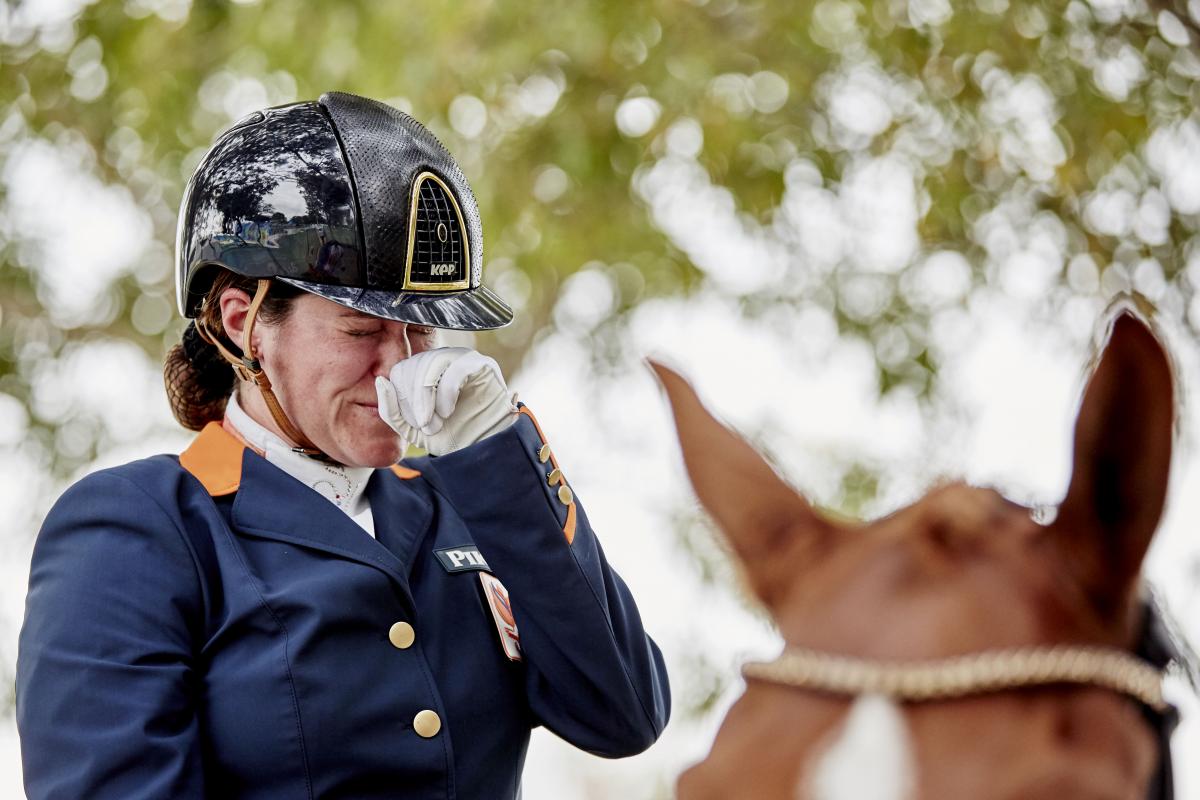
[277,277,514,331]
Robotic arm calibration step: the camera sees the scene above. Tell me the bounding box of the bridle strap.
[196,279,327,460]
[743,645,1167,712]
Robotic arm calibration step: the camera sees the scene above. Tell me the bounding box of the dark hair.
[163,271,302,431]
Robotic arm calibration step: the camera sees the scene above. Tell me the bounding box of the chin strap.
[196,279,329,460]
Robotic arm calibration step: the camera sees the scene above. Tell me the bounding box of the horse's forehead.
[880,483,1027,537]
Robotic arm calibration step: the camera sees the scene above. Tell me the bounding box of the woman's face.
[231,291,438,467]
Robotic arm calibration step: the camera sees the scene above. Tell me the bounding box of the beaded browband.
[743,645,1167,712]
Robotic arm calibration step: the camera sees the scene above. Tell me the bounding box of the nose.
[377,322,414,372]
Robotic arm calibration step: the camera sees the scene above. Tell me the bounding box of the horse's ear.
[649,360,835,609]
[1053,310,1174,623]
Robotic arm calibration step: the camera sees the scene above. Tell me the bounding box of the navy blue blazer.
[17,409,670,799]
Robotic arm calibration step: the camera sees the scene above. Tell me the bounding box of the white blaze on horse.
[653,308,1180,800]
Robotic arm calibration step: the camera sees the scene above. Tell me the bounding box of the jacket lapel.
[231,450,424,595]
[181,422,435,593]
[367,467,435,575]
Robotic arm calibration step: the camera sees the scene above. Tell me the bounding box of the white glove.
[375,347,519,456]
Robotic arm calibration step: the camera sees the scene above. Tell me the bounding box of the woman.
[16,92,670,799]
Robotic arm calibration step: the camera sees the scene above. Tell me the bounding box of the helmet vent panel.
[410,177,466,285]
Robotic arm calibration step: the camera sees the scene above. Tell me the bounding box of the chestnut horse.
[653,309,1177,800]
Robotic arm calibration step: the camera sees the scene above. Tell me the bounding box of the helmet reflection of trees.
[206,112,351,229]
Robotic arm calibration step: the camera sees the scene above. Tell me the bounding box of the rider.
[17,92,670,799]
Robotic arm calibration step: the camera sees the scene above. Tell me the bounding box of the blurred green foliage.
[2,0,1199,481]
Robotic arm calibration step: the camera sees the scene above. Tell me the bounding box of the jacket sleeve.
[424,408,671,757]
[16,468,208,799]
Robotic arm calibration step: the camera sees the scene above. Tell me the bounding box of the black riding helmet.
[175,91,512,331]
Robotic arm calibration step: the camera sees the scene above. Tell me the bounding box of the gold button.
[388,621,415,649]
[557,484,573,505]
[538,444,552,463]
[413,709,441,738]
[546,467,563,486]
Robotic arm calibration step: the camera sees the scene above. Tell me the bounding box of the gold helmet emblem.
[402,172,471,291]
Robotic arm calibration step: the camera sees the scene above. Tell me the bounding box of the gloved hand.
[375,347,519,456]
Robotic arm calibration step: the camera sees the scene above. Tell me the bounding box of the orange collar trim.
[180,422,245,497]
[390,464,421,480]
[180,422,421,496]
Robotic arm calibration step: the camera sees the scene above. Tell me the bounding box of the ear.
[1053,310,1174,621]
[217,287,255,354]
[649,359,836,609]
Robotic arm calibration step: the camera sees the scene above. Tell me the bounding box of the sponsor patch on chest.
[478,572,522,662]
[434,545,491,573]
